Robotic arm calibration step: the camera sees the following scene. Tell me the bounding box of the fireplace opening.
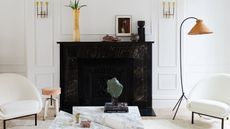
[78,58,134,106]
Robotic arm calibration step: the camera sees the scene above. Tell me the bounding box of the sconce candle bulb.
[35,1,49,18]
[162,1,175,18]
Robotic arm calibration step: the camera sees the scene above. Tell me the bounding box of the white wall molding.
[26,0,58,89]
[157,2,178,67]
[0,0,26,74]
[34,0,54,67]
[152,0,183,106]
[153,99,186,109]
[158,74,177,90]
[153,95,181,100]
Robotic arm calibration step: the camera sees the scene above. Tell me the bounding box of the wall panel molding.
[158,0,178,67]
[34,0,54,67]
[0,0,26,72]
[152,0,185,108]
[158,73,177,90]
[153,95,180,100]
[26,0,58,90]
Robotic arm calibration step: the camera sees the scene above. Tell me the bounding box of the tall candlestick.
[40,1,43,18]
[163,1,165,18]
[168,2,170,18]
[36,1,39,17]
[173,1,175,17]
[45,1,48,18]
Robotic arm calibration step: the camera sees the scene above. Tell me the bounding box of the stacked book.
[104,102,128,113]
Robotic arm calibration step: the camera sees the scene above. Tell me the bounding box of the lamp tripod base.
[172,92,187,120]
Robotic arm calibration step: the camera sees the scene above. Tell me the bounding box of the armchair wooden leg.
[35,114,37,126]
[192,112,194,124]
[3,120,6,129]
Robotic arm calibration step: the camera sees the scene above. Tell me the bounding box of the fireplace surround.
[57,41,155,116]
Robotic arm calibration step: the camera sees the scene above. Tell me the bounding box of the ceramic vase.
[73,9,80,41]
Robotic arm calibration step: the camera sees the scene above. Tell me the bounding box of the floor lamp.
[172,17,213,120]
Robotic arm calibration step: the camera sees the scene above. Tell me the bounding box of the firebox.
[78,58,134,106]
[58,41,155,116]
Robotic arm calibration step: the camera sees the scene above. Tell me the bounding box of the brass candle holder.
[35,1,49,18]
[162,1,175,19]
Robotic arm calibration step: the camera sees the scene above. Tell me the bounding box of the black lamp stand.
[172,17,198,120]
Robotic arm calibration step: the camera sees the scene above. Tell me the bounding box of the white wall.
[57,0,153,41]
[153,0,230,108]
[0,0,26,75]
[183,0,230,96]
[1,0,230,109]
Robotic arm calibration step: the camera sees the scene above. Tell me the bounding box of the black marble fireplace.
[57,41,155,116]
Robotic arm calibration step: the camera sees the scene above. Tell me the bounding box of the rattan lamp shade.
[188,20,213,35]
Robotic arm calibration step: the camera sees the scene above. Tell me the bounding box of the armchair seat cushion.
[187,99,230,118]
[0,100,40,119]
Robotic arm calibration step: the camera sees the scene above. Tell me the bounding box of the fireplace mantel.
[57,41,155,116]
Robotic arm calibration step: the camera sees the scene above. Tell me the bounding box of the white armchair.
[187,73,230,129]
[0,73,42,129]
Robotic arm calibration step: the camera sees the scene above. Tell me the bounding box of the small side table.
[42,87,61,120]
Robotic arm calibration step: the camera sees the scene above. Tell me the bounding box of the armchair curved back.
[188,73,230,105]
[0,73,42,110]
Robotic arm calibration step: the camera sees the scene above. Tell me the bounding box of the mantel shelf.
[57,41,154,45]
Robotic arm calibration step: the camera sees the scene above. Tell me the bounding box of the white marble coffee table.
[48,106,144,129]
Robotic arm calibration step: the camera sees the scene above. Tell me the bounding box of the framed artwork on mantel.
[115,15,132,36]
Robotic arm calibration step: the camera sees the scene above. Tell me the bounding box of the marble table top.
[48,106,144,129]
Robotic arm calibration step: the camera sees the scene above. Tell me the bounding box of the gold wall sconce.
[162,1,175,19]
[35,1,49,18]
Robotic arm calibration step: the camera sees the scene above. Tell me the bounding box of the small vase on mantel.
[73,9,80,41]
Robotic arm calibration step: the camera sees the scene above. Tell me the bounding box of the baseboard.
[152,99,187,109]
